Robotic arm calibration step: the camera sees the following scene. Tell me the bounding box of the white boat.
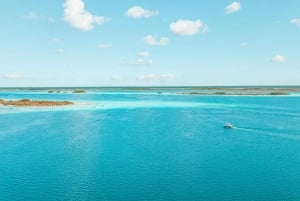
[224,123,234,129]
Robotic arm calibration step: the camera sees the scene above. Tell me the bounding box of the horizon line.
[1,85,300,89]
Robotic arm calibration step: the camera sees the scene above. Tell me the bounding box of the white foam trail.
[235,127,300,140]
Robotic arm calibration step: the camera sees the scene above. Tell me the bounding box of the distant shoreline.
[1,86,299,96]
[1,85,300,90]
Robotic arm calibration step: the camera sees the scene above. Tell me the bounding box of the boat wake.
[234,127,300,140]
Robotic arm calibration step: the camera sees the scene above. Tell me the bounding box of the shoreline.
[0,86,300,95]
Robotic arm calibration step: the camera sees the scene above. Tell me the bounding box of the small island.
[72,89,86,93]
[0,99,73,107]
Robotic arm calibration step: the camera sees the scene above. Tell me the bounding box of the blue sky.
[1,0,300,87]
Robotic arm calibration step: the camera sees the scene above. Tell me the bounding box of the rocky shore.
[0,99,73,107]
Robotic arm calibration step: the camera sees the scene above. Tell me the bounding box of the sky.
[0,0,300,87]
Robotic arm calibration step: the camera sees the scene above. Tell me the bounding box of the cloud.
[126,6,159,19]
[122,57,153,66]
[122,51,153,66]
[225,2,241,14]
[271,55,286,63]
[22,11,55,23]
[4,73,21,79]
[143,35,169,46]
[160,74,175,82]
[55,48,64,54]
[137,73,174,82]
[63,0,108,31]
[138,51,149,58]
[170,19,208,36]
[136,51,152,65]
[121,58,152,66]
[98,43,112,49]
[135,58,153,66]
[290,18,300,26]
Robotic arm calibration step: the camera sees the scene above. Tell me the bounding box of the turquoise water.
[1,91,300,200]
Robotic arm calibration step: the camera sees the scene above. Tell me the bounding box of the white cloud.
[137,73,174,82]
[126,6,159,19]
[4,73,21,79]
[122,51,153,66]
[290,18,300,26]
[55,48,64,54]
[22,11,55,23]
[135,58,153,66]
[225,2,241,14]
[143,35,169,46]
[63,0,108,31]
[98,43,112,49]
[138,51,149,58]
[136,51,152,65]
[170,19,208,36]
[137,74,157,81]
[122,58,153,66]
[160,74,175,82]
[271,55,286,63]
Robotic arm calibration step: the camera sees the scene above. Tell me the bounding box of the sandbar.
[0,99,73,107]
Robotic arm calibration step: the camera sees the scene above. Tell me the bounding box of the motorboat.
[224,123,234,129]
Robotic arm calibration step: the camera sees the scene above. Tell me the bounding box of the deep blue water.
[1,91,300,200]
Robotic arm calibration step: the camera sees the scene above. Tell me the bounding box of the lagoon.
[1,90,300,200]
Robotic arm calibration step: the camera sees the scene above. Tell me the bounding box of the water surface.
[1,91,300,200]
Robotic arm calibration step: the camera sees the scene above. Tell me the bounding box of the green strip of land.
[0,99,73,107]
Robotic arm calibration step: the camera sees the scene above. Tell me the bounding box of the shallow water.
[1,91,300,200]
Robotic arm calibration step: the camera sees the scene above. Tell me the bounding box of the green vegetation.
[269,92,289,95]
[0,99,73,107]
[179,92,208,95]
[214,92,227,95]
[72,89,86,93]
